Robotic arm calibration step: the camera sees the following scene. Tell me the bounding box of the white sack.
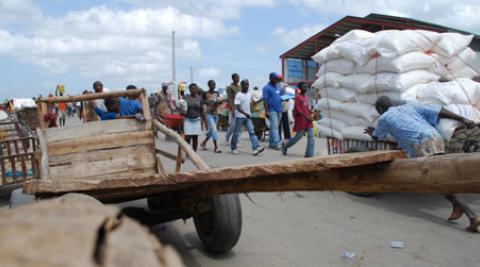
[328,110,373,127]
[402,79,480,107]
[356,51,436,74]
[317,123,343,140]
[316,98,378,122]
[13,98,37,109]
[335,37,378,65]
[436,104,480,141]
[432,33,473,57]
[375,30,439,57]
[355,92,403,105]
[318,59,355,75]
[314,72,372,91]
[317,117,349,132]
[332,29,375,44]
[360,70,439,94]
[0,111,8,121]
[341,126,372,141]
[318,87,356,101]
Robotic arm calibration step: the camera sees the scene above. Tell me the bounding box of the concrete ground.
[1,119,479,266]
[140,132,480,267]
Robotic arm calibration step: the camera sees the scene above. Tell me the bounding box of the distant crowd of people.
[40,72,316,158]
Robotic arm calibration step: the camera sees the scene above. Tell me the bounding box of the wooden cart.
[0,116,39,187]
[21,90,480,253]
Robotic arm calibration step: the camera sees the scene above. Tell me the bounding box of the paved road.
[130,132,480,267]
[1,120,479,266]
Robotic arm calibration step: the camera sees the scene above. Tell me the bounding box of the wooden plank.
[156,148,184,162]
[47,131,153,157]
[46,119,146,143]
[25,150,405,197]
[152,119,209,170]
[37,102,48,129]
[38,89,143,104]
[49,146,157,181]
[175,146,183,172]
[36,128,49,180]
[139,91,152,130]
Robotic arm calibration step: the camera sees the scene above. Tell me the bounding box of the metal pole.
[172,31,176,83]
[190,66,193,83]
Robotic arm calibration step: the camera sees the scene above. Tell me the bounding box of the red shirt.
[293,93,313,131]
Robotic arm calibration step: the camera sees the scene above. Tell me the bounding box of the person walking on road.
[231,79,265,156]
[225,73,241,142]
[182,83,203,151]
[263,72,283,150]
[200,80,223,153]
[282,82,315,157]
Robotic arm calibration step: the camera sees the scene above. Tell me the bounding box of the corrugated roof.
[280,13,480,60]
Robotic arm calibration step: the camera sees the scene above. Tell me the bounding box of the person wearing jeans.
[282,82,315,158]
[200,80,222,153]
[231,79,265,156]
[263,72,283,149]
[225,73,241,142]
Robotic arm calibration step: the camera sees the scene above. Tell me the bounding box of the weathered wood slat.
[152,119,209,170]
[25,150,406,198]
[46,119,146,143]
[49,146,157,181]
[47,131,153,156]
[37,128,50,180]
[38,89,144,103]
[49,144,154,166]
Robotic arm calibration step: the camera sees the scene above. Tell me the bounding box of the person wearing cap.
[263,72,283,149]
[277,74,292,140]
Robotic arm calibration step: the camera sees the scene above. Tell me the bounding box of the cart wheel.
[346,146,379,198]
[193,194,242,254]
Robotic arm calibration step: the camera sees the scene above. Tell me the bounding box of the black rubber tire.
[345,146,379,198]
[193,194,242,254]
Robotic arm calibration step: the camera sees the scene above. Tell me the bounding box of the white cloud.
[199,67,220,78]
[290,0,480,34]
[0,4,240,87]
[0,0,42,25]
[122,0,276,19]
[273,23,324,46]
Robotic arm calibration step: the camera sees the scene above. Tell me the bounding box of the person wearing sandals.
[231,79,265,156]
[200,80,223,153]
[182,83,203,151]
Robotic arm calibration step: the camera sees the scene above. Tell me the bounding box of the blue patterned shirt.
[373,103,442,157]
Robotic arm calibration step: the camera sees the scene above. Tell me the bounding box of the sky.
[1,0,480,99]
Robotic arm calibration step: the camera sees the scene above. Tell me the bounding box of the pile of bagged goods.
[312,29,480,142]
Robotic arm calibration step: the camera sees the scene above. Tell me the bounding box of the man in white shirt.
[231,79,264,156]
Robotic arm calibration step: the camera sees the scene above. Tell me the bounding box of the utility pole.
[171,31,178,100]
[172,31,176,83]
[190,66,193,83]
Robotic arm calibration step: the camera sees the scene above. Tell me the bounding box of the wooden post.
[37,102,48,129]
[139,90,152,130]
[175,146,183,172]
[36,128,50,180]
[152,119,209,170]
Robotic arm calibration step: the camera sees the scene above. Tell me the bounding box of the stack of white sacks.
[312,29,479,141]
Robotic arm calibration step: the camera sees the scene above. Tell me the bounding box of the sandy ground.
[1,118,479,266]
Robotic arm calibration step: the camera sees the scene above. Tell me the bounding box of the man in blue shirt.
[365,96,475,158]
[365,96,480,230]
[263,72,283,149]
[94,97,143,120]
